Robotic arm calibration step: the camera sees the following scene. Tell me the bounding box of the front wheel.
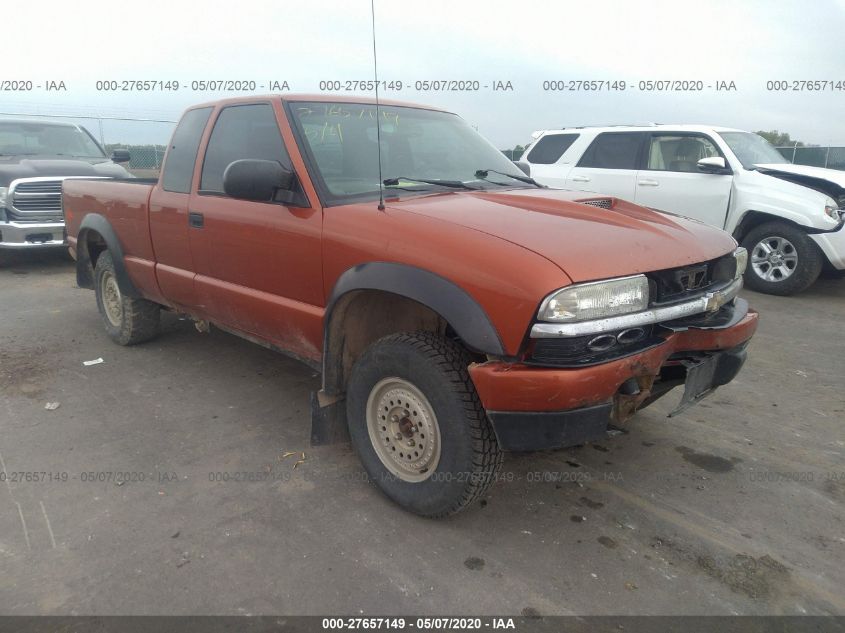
[346,331,502,517]
[94,251,161,345]
[741,221,823,295]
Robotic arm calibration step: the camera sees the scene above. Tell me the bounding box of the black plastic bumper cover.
[487,402,612,452]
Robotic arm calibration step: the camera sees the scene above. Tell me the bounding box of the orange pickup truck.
[64,95,758,516]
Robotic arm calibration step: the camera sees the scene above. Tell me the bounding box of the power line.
[0,111,176,124]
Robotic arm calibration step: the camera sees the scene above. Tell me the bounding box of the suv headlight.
[733,247,748,279]
[824,197,842,222]
[538,275,649,322]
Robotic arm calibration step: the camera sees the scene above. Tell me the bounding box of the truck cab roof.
[189,93,453,114]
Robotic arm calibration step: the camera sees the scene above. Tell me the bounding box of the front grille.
[579,198,613,209]
[649,254,736,304]
[9,179,64,221]
[14,180,63,195]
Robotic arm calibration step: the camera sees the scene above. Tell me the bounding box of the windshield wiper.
[475,169,544,187]
[384,176,476,190]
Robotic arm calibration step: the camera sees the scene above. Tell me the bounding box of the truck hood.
[385,188,737,282]
[0,157,130,187]
[754,163,845,202]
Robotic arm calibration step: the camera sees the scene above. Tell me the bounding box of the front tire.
[346,332,502,517]
[741,221,823,295]
[94,251,160,345]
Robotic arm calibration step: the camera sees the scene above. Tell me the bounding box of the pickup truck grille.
[649,254,737,304]
[8,179,64,222]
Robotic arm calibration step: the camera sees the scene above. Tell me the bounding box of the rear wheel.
[94,251,160,345]
[346,331,502,517]
[741,221,823,295]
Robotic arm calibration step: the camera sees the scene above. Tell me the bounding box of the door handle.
[571,175,591,183]
[638,179,659,187]
[188,211,204,228]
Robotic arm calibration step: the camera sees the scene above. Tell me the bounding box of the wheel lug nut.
[394,433,403,440]
[390,414,399,423]
[406,439,415,447]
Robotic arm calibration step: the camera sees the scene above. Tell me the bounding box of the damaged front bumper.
[810,218,845,269]
[469,300,758,452]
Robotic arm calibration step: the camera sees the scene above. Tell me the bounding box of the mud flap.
[310,391,350,445]
[668,344,748,418]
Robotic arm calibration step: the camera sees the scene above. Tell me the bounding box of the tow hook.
[193,318,211,333]
[612,375,656,423]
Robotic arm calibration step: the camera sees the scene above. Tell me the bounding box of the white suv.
[518,125,845,295]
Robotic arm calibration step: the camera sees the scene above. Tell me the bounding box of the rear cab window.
[577,132,647,169]
[161,107,212,193]
[526,133,579,164]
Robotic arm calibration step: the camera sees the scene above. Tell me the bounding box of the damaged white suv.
[518,125,845,295]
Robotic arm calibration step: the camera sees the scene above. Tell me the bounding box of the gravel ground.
[0,251,843,615]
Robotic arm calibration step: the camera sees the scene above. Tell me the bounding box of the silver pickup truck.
[0,118,132,262]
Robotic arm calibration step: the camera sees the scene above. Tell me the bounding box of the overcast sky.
[5,0,845,147]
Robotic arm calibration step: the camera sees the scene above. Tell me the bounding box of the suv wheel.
[94,251,161,345]
[741,221,823,295]
[346,331,502,517]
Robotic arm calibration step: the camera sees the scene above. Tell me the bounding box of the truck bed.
[64,178,162,303]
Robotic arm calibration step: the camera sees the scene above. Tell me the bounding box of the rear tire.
[94,251,160,345]
[741,221,823,295]
[346,331,502,517]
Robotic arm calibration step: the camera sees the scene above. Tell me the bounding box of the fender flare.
[76,213,140,297]
[321,262,506,396]
[732,209,839,242]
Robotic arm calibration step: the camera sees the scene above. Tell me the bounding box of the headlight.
[733,247,748,279]
[538,275,649,322]
[823,196,842,222]
[824,205,841,222]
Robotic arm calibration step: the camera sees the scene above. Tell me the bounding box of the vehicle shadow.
[0,249,75,275]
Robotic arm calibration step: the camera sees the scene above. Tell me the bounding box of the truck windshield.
[718,131,789,169]
[0,121,106,158]
[288,101,528,204]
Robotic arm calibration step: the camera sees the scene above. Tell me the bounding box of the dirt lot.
[0,251,843,616]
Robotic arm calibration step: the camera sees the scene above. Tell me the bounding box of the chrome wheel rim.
[751,236,798,282]
[366,377,441,483]
[100,270,123,327]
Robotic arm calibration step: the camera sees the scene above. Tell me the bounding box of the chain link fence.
[776,146,845,171]
[103,144,168,176]
[6,109,845,176]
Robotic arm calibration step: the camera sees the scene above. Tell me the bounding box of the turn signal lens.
[733,247,748,279]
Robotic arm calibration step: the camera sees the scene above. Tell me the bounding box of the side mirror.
[223,159,294,202]
[111,149,131,163]
[697,156,727,173]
